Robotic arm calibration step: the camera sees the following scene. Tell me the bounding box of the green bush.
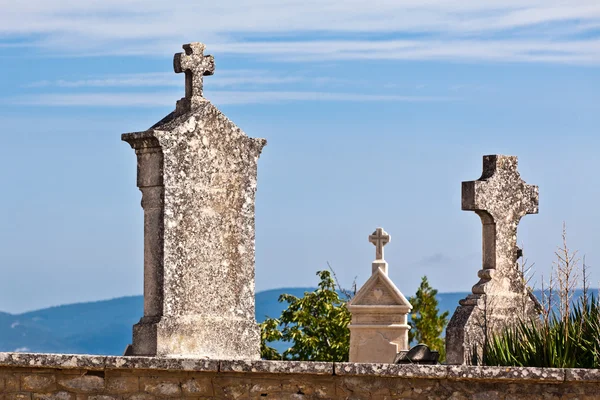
[408,276,449,362]
[260,270,351,361]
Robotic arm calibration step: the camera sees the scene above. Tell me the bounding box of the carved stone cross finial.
[369,227,390,261]
[173,42,215,114]
[462,155,539,295]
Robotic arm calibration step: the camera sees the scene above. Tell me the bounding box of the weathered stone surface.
[57,375,104,392]
[565,368,600,382]
[219,360,332,375]
[249,379,282,397]
[103,356,218,372]
[447,155,541,365]
[0,353,106,370]
[5,394,32,400]
[105,376,139,393]
[281,376,336,399]
[121,42,266,359]
[472,392,501,400]
[5,373,20,391]
[447,364,484,380]
[3,353,600,399]
[173,42,214,115]
[31,392,73,400]
[0,353,211,372]
[478,366,564,382]
[140,377,181,397]
[348,228,412,363]
[127,394,155,400]
[335,362,448,379]
[21,375,56,392]
[212,376,252,399]
[181,377,213,396]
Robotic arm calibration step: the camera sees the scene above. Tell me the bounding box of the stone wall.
[1,353,600,400]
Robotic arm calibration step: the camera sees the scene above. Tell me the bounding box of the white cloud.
[26,71,303,89]
[7,91,457,107]
[212,39,600,64]
[13,347,30,352]
[0,0,598,64]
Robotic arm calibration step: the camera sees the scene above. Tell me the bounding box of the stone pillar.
[123,136,164,356]
[348,228,412,363]
[122,42,266,359]
[446,155,540,365]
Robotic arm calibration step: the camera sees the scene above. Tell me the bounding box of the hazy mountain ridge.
[0,289,592,355]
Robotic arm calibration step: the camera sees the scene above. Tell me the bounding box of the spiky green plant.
[486,295,600,368]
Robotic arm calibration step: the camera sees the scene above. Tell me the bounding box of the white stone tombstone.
[348,228,412,363]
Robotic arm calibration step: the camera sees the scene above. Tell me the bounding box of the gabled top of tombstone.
[349,228,411,310]
[123,42,266,161]
[350,267,411,308]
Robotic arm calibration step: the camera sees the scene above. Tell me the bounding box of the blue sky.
[1,1,599,313]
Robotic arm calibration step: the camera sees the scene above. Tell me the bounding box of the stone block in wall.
[5,373,20,392]
[181,377,213,396]
[280,377,336,399]
[212,376,253,399]
[21,375,56,392]
[5,394,32,400]
[249,379,283,399]
[105,376,139,394]
[57,375,104,393]
[31,392,73,400]
[139,377,181,397]
[126,394,156,400]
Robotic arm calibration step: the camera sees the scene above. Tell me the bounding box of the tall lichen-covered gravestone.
[446,155,540,365]
[122,43,266,359]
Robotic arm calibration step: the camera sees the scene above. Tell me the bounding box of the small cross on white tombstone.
[173,42,215,114]
[369,227,390,274]
[369,227,390,261]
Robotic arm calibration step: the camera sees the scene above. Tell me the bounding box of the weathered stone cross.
[173,42,215,113]
[369,227,390,261]
[462,155,539,295]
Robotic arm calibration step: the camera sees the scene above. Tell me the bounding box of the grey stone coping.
[336,363,569,382]
[121,130,154,140]
[2,352,600,383]
[334,363,448,379]
[0,353,218,372]
[220,360,333,375]
[565,368,600,382]
[447,365,565,382]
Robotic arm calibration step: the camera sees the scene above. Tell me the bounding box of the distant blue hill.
[0,289,594,355]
